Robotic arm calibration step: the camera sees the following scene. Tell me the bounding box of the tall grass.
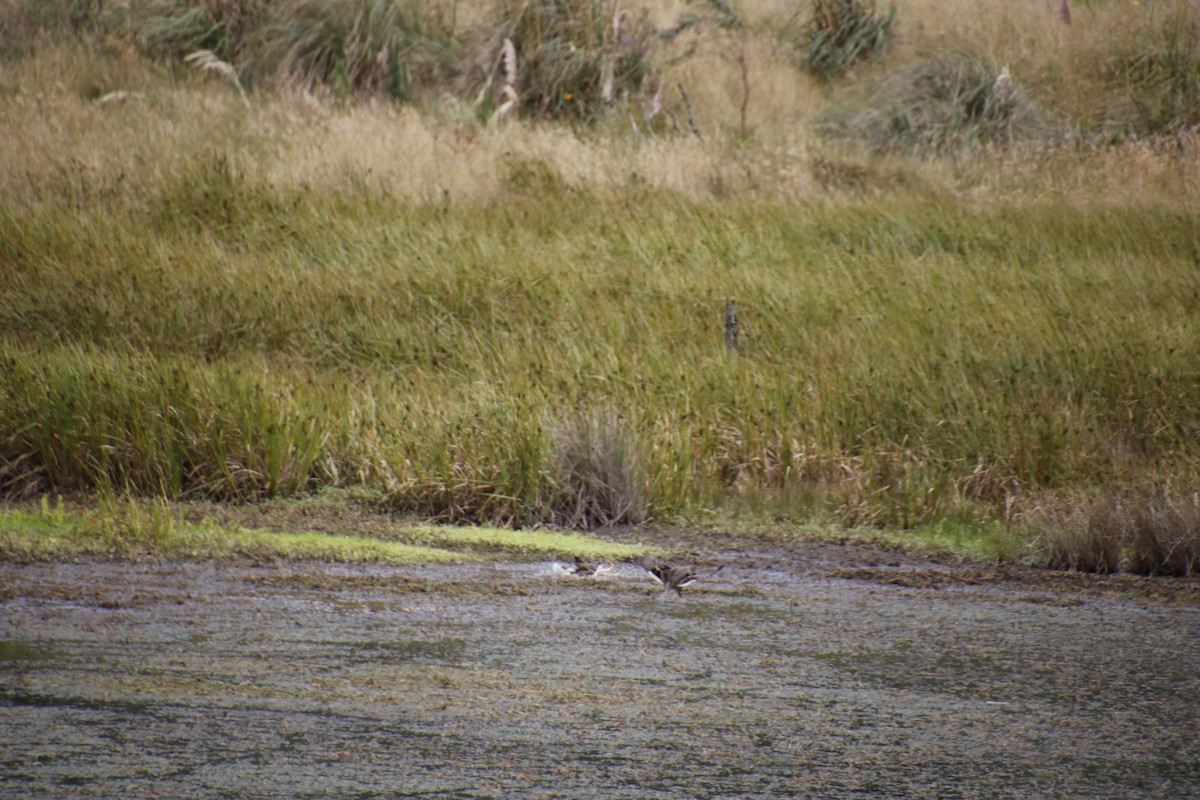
[134,0,461,102]
[2,1,1199,556]
[815,51,1054,154]
[1036,489,1200,576]
[3,158,1197,532]
[1112,0,1200,136]
[485,0,657,122]
[794,0,895,79]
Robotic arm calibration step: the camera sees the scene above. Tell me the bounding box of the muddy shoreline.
[2,545,1198,798]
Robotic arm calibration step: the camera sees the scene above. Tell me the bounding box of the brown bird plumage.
[647,564,698,595]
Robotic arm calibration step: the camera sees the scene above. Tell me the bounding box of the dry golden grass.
[884,0,1199,135]
[1030,487,1200,576]
[2,0,1195,251]
[4,0,1198,212]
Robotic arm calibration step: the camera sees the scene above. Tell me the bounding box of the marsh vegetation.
[2,0,1199,574]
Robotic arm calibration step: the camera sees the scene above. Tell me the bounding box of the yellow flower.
[564,92,574,100]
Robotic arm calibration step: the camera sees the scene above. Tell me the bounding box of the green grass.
[2,1,1199,570]
[890,519,1025,563]
[2,175,1198,532]
[403,524,660,560]
[0,497,460,562]
[0,496,659,562]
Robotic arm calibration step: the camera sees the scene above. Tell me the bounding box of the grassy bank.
[2,1,1199,574]
[4,176,1197,529]
[0,494,658,562]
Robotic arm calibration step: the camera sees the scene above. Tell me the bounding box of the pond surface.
[2,555,1198,798]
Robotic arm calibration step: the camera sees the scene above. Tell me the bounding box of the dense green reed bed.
[3,175,1198,535]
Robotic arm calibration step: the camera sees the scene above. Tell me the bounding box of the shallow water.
[2,558,1197,798]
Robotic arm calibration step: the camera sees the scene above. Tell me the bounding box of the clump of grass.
[379,409,549,526]
[1040,498,1125,574]
[385,472,530,527]
[547,408,649,529]
[482,0,656,122]
[1035,489,1200,576]
[660,1,753,137]
[1110,0,1200,137]
[134,0,459,102]
[247,0,460,103]
[1125,492,1200,576]
[816,52,1054,154]
[135,0,267,64]
[379,407,651,529]
[792,0,895,80]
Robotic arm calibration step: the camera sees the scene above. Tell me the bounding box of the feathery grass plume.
[184,49,250,104]
[992,66,1012,104]
[474,33,517,122]
[487,37,520,123]
[96,90,149,106]
[612,8,626,43]
[816,52,1055,154]
[492,84,519,123]
[501,35,518,87]
[646,81,663,118]
[600,57,615,104]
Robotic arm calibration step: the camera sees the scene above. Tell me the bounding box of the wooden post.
[724,299,739,353]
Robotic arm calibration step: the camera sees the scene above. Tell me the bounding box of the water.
[2,557,1197,798]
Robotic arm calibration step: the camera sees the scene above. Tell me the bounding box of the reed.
[2,0,1198,564]
[1033,488,1200,576]
[3,173,1196,537]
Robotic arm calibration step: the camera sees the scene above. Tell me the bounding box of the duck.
[647,564,698,596]
[551,556,613,578]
